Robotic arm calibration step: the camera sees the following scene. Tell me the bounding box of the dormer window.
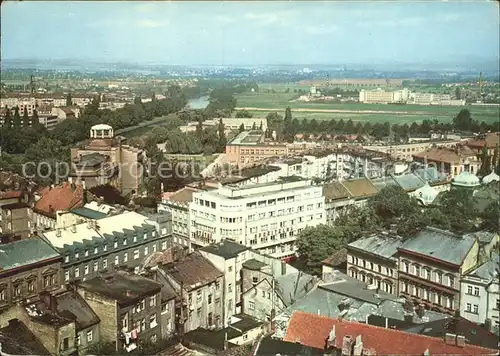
[94,247,98,254]
[75,252,79,259]
[123,238,127,246]
[114,241,118,248]
[133,235,137,243]
[85,249,89,257]
[65,255,69,263]
[103,244,107,251]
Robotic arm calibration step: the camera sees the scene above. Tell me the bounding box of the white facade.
[460,257,499,330]
[199,243,250,325]
[189,179,326,258]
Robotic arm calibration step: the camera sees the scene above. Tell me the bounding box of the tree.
[492,144,499,173]
[481,200,500,232]
[453,109,473,131]
[12,106,21,128]
[31,109,39,126]
[478,145,492,177]
[218,118,227,152]
[235,109,252,118]
[22,106,30,127]
[238,123,245,133]
[196,117,203,138]
[3,106,12,128]
[455,87,461,100]
[436,189,479,232]
[296,225,348,274]
[66,92,72,107]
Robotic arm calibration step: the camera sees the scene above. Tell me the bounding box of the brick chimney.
[456,335,465,347]
[353,335,363,356]
[444,333,456,345]
[325,325,336,351]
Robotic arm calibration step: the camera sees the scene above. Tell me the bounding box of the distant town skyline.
[2,1,499,66]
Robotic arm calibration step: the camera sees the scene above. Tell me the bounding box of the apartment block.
[199,240,250,322]
[398,227,480,314]
[41,211,172,283]
[78,271,163,352]
[0,202,31,238]
[189,177,326,259]
[225,131,288,167]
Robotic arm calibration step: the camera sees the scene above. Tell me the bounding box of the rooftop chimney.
[444,333,456,346]
[353,335,363,356]
[281,261,286,276]
[325,325,336,350]
[456,335,465,347]
[341,335,354,356]
[126,290,133,297]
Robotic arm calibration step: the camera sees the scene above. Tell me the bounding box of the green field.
[235,92,499,124]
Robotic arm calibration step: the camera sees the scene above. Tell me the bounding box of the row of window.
[466,285,480,296]
[465,303,479,314]
[64,231,158,262]
[64,243,166,281]
[348,256,394,277]
[401,282,454,308]
[0,273,58,301]
[349,269,394,294]
[75,330,93,346]
[401,261,455,288]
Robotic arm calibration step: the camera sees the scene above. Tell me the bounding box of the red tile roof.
[467,133,500,149]
[413,146,476,164]
[0,191,23,200]
[34,182,84,218]
[283,311,497,355]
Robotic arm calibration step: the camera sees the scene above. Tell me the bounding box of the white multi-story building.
[188,177,326,259]
[460,255,499,330]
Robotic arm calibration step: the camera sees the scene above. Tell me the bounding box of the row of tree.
[263,108,499,143]
[296,185,499,275]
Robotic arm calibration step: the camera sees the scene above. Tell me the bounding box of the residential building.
[321,248,348,277]
[341,177,378,207]
[55,206,108,229]
[323,182,354,224]
[37,115,61,130]
[346,233,402,295]
[460,254,499,330]
[42,211,172,283]
[201,117,267,132]
[199,240,250,321]
[0,236,62,311]
[0,319,51,355]
[0,288,101,355]
[70,124,146,195]
[189,177,325,258]
[366,140,462,161]
[0,202,31,238]
[155,251,224,331]
[78,271,163,352]
[51,106,80,120]
[33,182,85,230]
[412,145,480,177]
[0,190,25,209]
[282,310,498,355]
[398,227,480,314]
[466,132,500,155]
[225,131,287,167]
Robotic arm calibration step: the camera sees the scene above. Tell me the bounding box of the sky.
[1,1,499,66]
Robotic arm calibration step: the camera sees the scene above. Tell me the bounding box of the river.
[187,96,209,109]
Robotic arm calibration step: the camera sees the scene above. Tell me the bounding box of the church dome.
[452,171,480,188]
[415,183,438,205]
[482,171,500,184]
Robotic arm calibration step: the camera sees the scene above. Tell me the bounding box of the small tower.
[90,124,114,139]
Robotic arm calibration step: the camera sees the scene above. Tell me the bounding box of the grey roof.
[414,167,447,183]
[55,291,100,331]
[399,227,477,266]
[393,174,426,191]
[242,258,267,271]
[0,237,61,272]
[319,280,396,305]
[71,207,107,220]
[200,240,249,260]
[348,234,402,260]
[465,231,497,245]
[466,254,499,280]
[275,272,317,306]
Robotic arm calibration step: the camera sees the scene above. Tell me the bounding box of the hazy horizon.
[2,1,499,67]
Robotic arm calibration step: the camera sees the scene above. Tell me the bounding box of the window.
[249,301,255,310]
[75,252,79,260]
[161,303,169,314]
[252,277,258,284]
[150,296,156,307]
[64,271,70,282]
[150,334,157,343]
[134,250,140,260]
[403,261,409,273]
[473,287,479,296]
[228,266,233,272]
[473,304,479,314]
[102,259,108,269]
[75,267,80,278]
[123,253,128,263]
[414,265,420,276]
[215,281,220,290]
[208,294,212,304]
[85,249,89,257]
[140,319,146,332]
[467,285,473,294]
[424,268,431,280]
[93,261,99,272]
[197,308,202,317]
[114,241,118,248]
[144,246,149,255]
[65,255,69,263]
[94,247,98,254]
[228,283,232,293]
[0,289,5,301]
[103,244,107,252]
[63,337,69,350]
[123,238,127,246]
[228,299,233,310]
[76,335,81,346]
[435,272,442,284]
[84,265,89,275]
[114,255,119,265]
[149,314,157,328]
[87,330,93,342]
[448,275,454,287]
[161,241,167,250]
